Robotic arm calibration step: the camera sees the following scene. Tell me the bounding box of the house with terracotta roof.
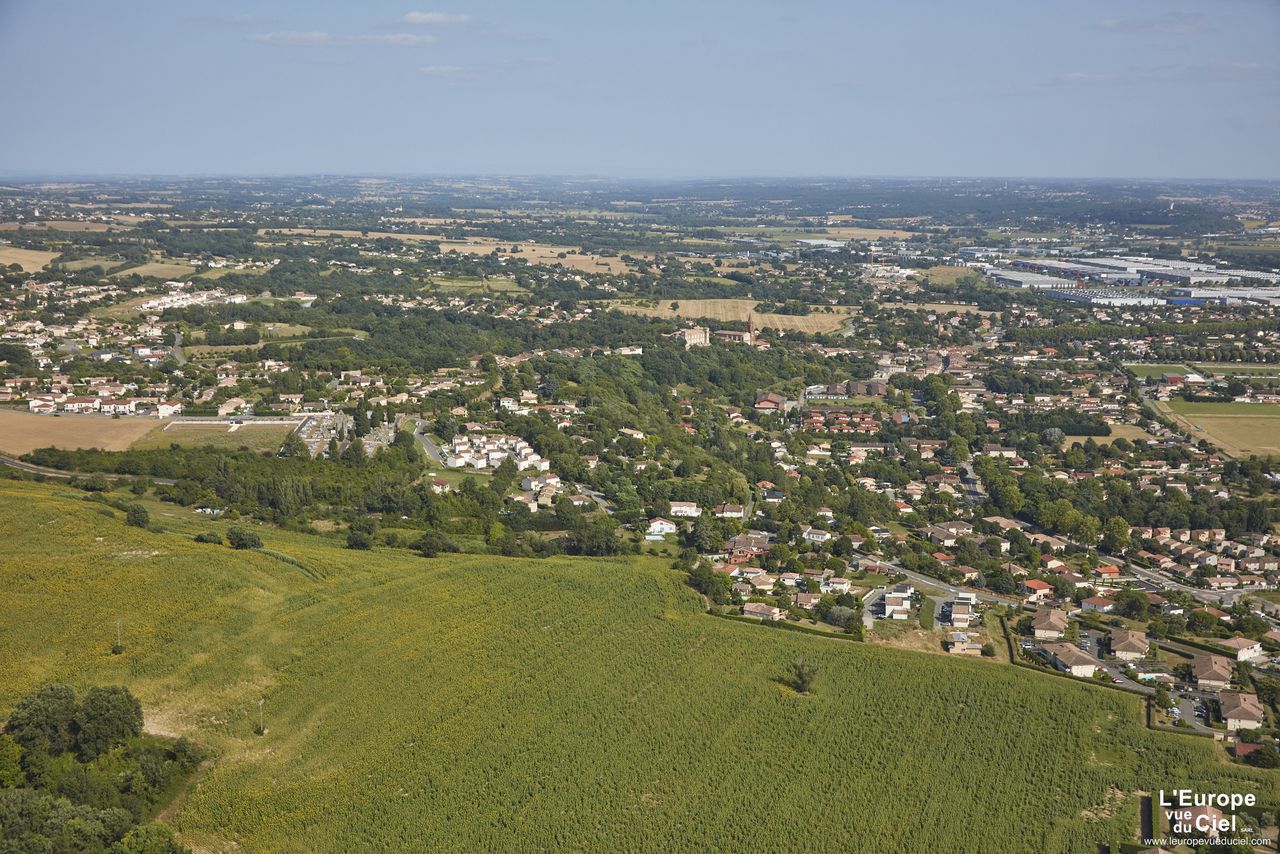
[1110,628,1148,661]
[1218,636,1264,662]
[1043,642,1098,678]
[1191,655,1233,691]
[1220,692,1265,731]
[1021,578,1053,604]
[742,602,783,621]
[1031,608,1069,640]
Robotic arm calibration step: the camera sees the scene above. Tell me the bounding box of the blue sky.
[1,0,1277,178]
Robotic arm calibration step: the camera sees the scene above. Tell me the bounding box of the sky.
[1,0,1277,179]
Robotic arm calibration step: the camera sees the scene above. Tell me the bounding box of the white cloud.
[403,11,471,26]
[420,65,466,76]
[251,31,333,45]
[358,33,438,47]
[1099,13,1211,36]
[250,31,438,47]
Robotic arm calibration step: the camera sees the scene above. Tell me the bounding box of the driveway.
[1174,695,1215,734]
[891,563,1013,606]
[861,589,884,630]
[412,422,445,465]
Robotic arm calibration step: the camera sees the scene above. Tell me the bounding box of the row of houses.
[28,394,183,417]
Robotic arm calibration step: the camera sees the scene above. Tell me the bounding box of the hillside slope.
[0,480,1272,852]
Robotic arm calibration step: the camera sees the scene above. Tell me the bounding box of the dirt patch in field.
[0,246,60,272]
[1155,401,1280,458]
[0,410,165,455]
[0,220,126,232]
[610,298,851,333]
[261,228,639,273]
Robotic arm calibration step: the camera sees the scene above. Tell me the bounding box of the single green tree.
[0,733,23,788]
[3,683,78,755]
[75,686,143,761]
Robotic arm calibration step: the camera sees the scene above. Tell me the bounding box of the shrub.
[194,531,222,544]
[824,606,856,629]
[786,658,818,695]
[125,504,150,529]
[414,530,459,558]
[227,527,262,550]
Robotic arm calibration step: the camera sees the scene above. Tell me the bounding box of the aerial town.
[3,175,1279,851]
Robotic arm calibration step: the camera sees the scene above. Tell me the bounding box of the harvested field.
[58,256,127,272]
[0,246,59,272]
[610,299,851,333]
[897,302,997,316]
[914,266,982,285]
[0,220,125,232]
[0,410,165,455]
[109,261,198,280]
[1156,400,1280,457]
[1063,424,1156,447]
[261,228,638,274]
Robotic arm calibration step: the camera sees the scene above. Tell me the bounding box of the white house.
[1218,636,1264,662]
[646,517,677,537]
[800,525,832,544]
[669,501,702,518]
[1044,643,1098,678]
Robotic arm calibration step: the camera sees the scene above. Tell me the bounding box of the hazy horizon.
[2,0,1278,179]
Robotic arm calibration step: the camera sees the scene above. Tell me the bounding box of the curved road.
[0,454,176,485]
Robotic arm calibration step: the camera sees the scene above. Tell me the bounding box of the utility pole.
[115,620,121,647]
[257,699,265,735]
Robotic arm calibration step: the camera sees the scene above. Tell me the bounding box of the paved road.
[172,330,186,366]
[1174,696,1216,734]
[891,563,1016,606]
[0,454,177,485]
[960,460,987,505]
[413,423,445,465]
[0,455,74,478]
[861,588,884,630]
[579,485,613,513]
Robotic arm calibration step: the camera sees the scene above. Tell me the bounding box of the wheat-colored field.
[1156,400,1280,457]
[0,246,59,272]
[261,228,638,274]
[611,299,851,333]
[0,410,166,455]
[109,261,199,280]
[1062,423,1156,447]
[0,220,124,232]
[59,256,126,272]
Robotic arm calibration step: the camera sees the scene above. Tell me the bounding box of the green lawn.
[1,479,1274,853]
[1123,363,1194,379]
[131,422,297,452]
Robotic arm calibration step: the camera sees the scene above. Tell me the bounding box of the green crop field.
[1123,363,1194,379]
[1,479,1274,853]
